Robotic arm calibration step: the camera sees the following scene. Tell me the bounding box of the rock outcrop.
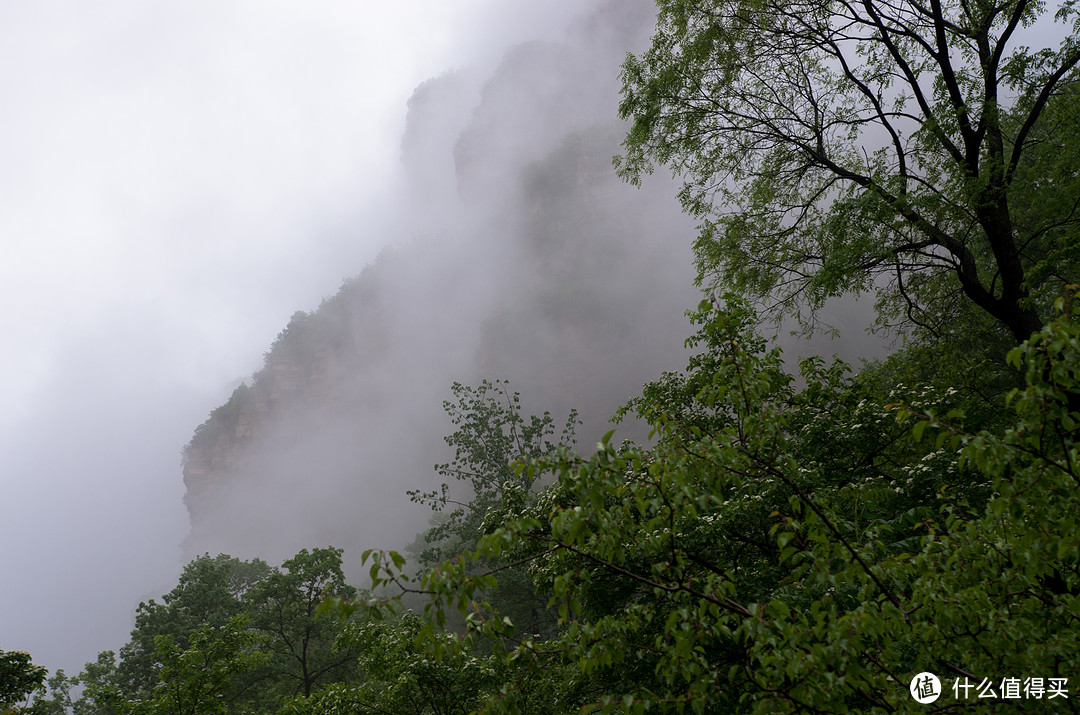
[180,0,701,565]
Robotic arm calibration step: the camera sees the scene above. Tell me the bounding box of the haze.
[0,0,596,677]
[0,0,883,681]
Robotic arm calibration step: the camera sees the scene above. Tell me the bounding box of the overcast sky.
[0,0,594,676]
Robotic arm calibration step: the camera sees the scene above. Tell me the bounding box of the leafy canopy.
[352,291,1080,713]
[408,379,579,569]
[67,548,361,715]
[0,648,47,713]
[618,0,1080,342]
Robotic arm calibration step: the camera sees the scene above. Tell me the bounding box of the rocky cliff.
[180,0,702,565]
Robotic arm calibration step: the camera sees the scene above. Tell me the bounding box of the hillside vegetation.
[6,0,1078,713]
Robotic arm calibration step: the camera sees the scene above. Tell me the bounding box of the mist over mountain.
[8,0,1075,707]
[180,0,693,567]
[179,0,881,573]
[0,0,893,685]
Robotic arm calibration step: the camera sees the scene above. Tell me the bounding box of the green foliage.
[117,554,271,698]
[404,379,580,639]
[71,549,359,715]
[243,547,360,698]
[1007,79,1080,308]
[184,384,250,462]
[409,379,580,567]
[349,293,1079,713]
[22,671,76,715]
[0,648,46,713]
[58,291,1080,713]
[136,616,267,715]
[618,0,1080,342]
[75,652,125,715]
[281,613,519,715]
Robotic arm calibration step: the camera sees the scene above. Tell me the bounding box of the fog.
[0,0,881,679]
[179,0,699,573]
[0,0,591,677]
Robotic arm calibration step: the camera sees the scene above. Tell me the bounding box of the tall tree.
[408,379,579,568]
[142,616,267,715]
[406,379,579,638]
[243,547,358,698]
[117,554,271,698]
[618,0,1080,342]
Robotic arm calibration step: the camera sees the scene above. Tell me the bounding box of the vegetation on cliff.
[10,0,1078,713]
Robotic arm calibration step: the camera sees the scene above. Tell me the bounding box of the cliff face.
[180,0,701,564]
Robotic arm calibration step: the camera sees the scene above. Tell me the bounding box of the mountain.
[179,0,703,567]
[178,0,887,569]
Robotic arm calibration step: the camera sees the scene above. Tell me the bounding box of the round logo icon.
[910,672,942,704]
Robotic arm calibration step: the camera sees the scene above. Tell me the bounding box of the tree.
[243,547,359,698]
[140,616,268,715]
[409,380,580,567]
[618,0,1080,343]
[23,671,77,715]
[281,613,522,715]
[359,292,1079,712]
[117,554,271,698]
[73,652,125,715]
[73,550,358,715]
[0,648,46,714]
[405,379,580,638]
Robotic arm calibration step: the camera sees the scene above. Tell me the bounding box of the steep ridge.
[180,0,702,566]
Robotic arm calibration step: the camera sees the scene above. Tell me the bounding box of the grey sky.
[0,0,591,676]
